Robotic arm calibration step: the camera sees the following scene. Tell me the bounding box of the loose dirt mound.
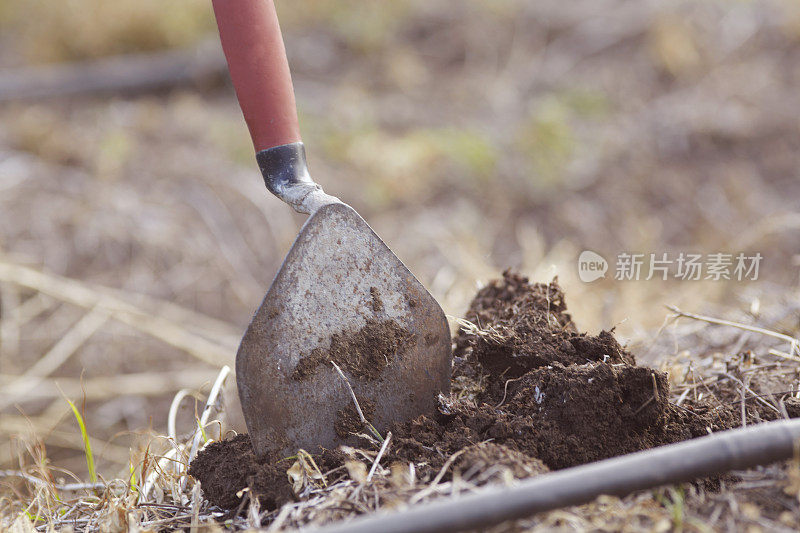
[393,363,673,471]
[190,271,737,510]
[453,274,633,403]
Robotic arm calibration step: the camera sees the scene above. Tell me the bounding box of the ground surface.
[188,273,798,532]
[1,0,800,531]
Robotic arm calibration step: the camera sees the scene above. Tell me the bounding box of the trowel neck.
[256,142,310,197]
[256,142,340,215]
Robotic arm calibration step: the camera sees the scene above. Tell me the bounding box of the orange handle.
[212,0,301,151]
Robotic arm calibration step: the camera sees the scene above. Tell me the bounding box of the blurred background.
[1,0,799,481]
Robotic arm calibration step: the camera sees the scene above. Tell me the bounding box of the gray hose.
[302,419,800,533]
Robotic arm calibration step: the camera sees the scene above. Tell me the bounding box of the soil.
[190,270,744,511]
[187,434,293,511]
[334,397,376,439]
[292,318,415,381]
[188,434,345,511]
[456,442,550,481]
[370,286,384,313]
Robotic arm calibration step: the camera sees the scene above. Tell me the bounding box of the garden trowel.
[212,0,451,457]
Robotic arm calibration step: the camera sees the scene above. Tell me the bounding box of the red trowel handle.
[212,0,300,151]
[212,0,335,214]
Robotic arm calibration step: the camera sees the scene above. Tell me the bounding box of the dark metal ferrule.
[255,142,312,198]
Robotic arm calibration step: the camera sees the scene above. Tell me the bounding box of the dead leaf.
[345,460,368,484]
[390,462,413,488]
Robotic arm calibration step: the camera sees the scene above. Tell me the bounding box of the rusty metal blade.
[236,202,451,457]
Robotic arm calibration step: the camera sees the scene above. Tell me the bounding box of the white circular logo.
[578,251,608,282]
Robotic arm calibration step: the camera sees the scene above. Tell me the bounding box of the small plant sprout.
[65,397,96,484]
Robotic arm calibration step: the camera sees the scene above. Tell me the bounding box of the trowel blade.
[236,202,451,457]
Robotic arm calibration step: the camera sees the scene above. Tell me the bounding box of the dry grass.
[1,0,800,530]
[2,284,800,531]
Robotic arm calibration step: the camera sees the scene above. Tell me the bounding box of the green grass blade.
[66,398,96,483]
[196,416,208,443]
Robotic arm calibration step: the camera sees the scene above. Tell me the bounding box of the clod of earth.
[292,318,414,381]
[190,270,747,511]
[187,434,293,511]
[455,442,549,481]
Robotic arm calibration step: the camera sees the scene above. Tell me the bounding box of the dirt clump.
[292,319,414,381]
[502,363,670,468]
[662,401,739,442]
[389,272,736,476]
[188,434,293,511]
[453,272,634,404]
[390,363,679,475]
[455,442,550,481]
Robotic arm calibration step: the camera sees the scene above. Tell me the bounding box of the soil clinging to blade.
[370,286,384,313]
[292,318,415,381]
[334,397,376,439]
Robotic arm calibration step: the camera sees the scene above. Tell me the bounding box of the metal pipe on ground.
[303,419,800,533]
